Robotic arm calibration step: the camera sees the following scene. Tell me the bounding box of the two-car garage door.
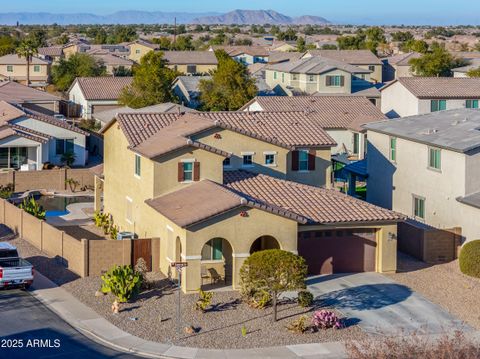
[298,229,377,275]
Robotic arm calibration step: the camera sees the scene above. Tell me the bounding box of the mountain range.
[0,9,330,25]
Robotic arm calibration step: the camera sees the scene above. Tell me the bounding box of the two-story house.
[0,54,51,87]
[127,40,159,63]
[381,77,480,118]
[241,96,386,159]
[382,52,421,82]
[162,51,218,75]
[97,110,403,293]
[365,109,480,243]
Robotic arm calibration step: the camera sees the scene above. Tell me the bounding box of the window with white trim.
[264,152,277,166]
[413,195,425,220]
[242,153,254,167]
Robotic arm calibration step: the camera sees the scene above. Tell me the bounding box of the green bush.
[101,265,142,302]
[297,290,314,307]
[20,197,46,220]
[286,315,309,334]
[459,240,480,278]
[194,288,213,312]
[248,289,271,309]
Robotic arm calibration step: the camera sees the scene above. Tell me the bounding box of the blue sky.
[2,0,480,25]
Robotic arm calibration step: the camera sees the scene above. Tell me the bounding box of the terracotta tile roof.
[224,170,405,224]
[38,46,64,57]
[221,46,270,57]
[388,77,480,99]
[145,179,306,228]
[385,52,421,66]
[268,51,304,64]
[0,123,51,144]
[0,101,27,124]
[0,54,50,65]
[21,106,89,136]
[92,53,134,67]
[0,81,60,103]
[306,50,382,65]
[162,51,218,65]
[242,96,386,131]
[266,56,371,75]
[71,77,133,100]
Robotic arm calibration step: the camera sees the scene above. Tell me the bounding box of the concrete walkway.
[31,272,346,359]
[306,273,472,336]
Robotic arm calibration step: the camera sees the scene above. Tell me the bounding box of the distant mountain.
[0,9,329,25]
[193,10,330,25]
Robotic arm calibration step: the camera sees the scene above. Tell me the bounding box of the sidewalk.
[30,272,347,359]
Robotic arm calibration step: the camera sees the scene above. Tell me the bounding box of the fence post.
[82,238,89,277]
[40,221,44,251]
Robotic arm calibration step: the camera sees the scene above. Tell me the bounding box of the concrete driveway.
[306,272,471,336]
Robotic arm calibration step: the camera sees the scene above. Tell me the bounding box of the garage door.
[91,104,123,114]
[298,229,377,275]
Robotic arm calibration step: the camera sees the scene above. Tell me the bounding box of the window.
[291,74,298,81]
[309,74,315,82]
[186,64,197,74]
[55,139,74,155]
[466,100,479,109]
[134,154,141,177]
[281,73,285,82]
[326,75,344,87]
[135,49,141,54]
[368,65,375,72]
[6,65,13,72]
[431,100,446,112]
[353,133,360,155]
[428,147,441,170]
[264,153,276,166]
[33,65,40,72]
[182,161,193,181]
[299,150,309,171]
[242,154,253,167]
[201,238,222,261]
[389,137,396,162]
[223,157,231,167]
[273,71,277,80]
[413,196,425,220]
[126,197,133,223]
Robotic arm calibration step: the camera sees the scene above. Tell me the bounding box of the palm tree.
[16,39,38,87]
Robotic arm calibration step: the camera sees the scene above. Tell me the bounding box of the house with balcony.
[365,108,480,243]
[0,101,89,170]
[380,77,480,118]
[96,110,403,293]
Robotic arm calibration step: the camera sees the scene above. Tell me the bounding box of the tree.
[16,39,38,86]
[467,67,480,78]
[409,45,466,77]
[119,51,178,108]
[401,39,429,54]
[199,50,257,111]
[51,53,106,91]
[278,27,298,41]
[240,249,307,321]
[152,36,172,50]
[173,35,194,50]
[296,37,306,52]
[0,35,17,56]
[391,31,414,42]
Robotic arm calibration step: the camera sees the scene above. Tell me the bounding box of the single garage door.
[298,229,377,275]
[91,104,122,114]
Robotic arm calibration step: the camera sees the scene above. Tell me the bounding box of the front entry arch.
[249,235,280,254]
[200,238,233,289]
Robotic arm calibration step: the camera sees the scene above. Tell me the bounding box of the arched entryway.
[200,238,233,290]
[250,235,280,254]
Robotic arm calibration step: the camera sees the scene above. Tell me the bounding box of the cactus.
[101,265,142,303]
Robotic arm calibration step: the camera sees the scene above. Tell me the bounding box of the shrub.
[109,224,119,240]
[134,257,151,289]
[297,290,314,307]
[248,289,271,309]
[240,249,307,321]
[459,240,480,278]
[93,211,109,228]
[101,265,142,303]
[194,288,213,312]
[0,183,14,199]
[312,310,343,330]
[20,197,46,220]
[286,315,309,334]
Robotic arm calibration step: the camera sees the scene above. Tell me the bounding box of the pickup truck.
[0,242,34,289]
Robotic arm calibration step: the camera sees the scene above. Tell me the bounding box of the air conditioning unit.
[117,231,137,240]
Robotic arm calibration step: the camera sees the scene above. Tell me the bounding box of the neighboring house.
[381,77,480,118]
[303,50,383,83]
[241,96,386,159]
[381,52,421,81]
[62,39,90,59]
[128,40,158,63]
[265,56,372,96]
[97,110,402,293]
[172,76,211,109]
[68,77,133,119]
[267,51,304,64]
[0,80,62,115]
[214,46,270,65]
[0,54,51,87]
[452,58,480,78]
[365,108,480,243]
[38,46,64,64]
[90,53,134,75]
[0,101,89,169]
[270,41,297,52]
[162,51,218,75]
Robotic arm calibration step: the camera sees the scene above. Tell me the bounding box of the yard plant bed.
[62,275,366,349]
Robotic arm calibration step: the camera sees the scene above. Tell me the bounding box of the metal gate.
[132,239,152,271]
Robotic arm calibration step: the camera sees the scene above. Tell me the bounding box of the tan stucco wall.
[128,44,154,63]
[167,64,217,74]
[0,63,49,82]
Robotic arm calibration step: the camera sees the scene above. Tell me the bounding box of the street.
[0,289,143,359]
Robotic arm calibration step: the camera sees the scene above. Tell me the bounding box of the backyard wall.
[0,168,95,192]
[398,221,461,263]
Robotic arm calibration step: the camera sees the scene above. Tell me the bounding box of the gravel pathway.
[386,252,480,330]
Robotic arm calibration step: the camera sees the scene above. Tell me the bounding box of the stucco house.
[211,46,270,65]
[38,46,64,64]
[365,108,480,243]
[381,52,421,81]
[68,77,133,119]
[162,51,218,75]
[97,110,403,293]
[302,50,383,84]
[128,40,158,63]
[90,53,135,75]
[172,76,211,109]
[0,54,51,87]
[264,56,372,96]
[241,96,386,159]
[0,101,89,169]
[381,77,480,118]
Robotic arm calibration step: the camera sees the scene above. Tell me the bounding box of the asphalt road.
[0,289,143,359]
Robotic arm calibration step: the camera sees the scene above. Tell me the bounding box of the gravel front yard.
[386,252,480,330]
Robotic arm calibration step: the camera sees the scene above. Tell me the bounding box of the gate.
[132,239,152,271]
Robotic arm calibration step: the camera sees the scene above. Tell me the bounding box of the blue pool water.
[33,195,94,217]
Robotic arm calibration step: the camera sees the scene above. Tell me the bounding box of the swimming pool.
[33,195,94,217]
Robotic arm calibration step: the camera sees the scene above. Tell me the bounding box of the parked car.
[0,242,34,289]
[53,114,66,121]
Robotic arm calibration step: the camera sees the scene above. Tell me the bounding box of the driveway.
[306,272,471,336]
[0,289,143,359]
